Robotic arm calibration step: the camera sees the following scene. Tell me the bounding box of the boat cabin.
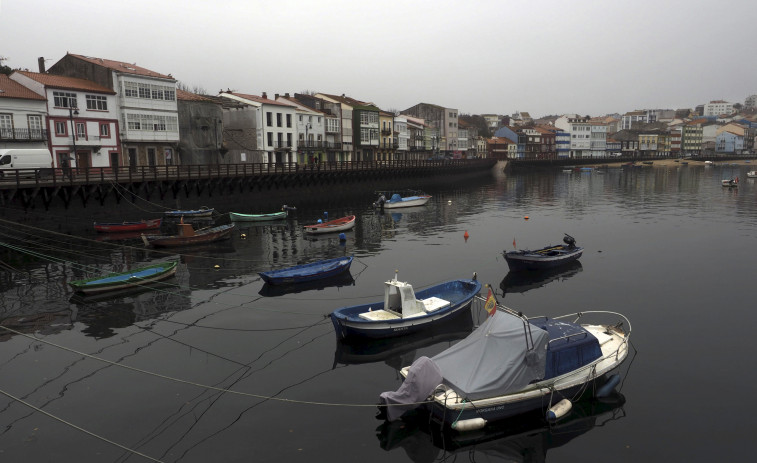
[358,274,450,321]
[529,318,603,379]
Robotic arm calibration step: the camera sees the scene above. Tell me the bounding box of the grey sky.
[2,0,756,117]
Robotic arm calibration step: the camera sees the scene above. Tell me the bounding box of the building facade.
[0,74,48,151]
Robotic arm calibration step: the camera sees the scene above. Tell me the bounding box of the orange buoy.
[464,230,469,239]
[524,216,529,220]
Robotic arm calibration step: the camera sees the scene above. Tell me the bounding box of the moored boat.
[330,271,481,340]
[503,234,583,271]
[230,205,294,222]
[374,190,432,209]
[164,206,214,218]
[258,256,353,285]
[722,178,739,188]
[747,171,757,178]
[142,222,234,247]
[94,218,162,233]
[303,215,356,234]
[379,302,631,428]
[69,261,178,294]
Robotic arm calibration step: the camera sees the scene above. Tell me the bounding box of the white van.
[0,148,54,179]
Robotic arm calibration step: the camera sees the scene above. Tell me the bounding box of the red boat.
[303,215,356,234]
[94,218,162,233]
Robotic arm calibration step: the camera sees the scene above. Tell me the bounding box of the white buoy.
[451,417,486,432]
[546,398,572,421]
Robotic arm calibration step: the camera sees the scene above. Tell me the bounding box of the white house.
[393,115,409,158]
[0,74,48,151]
[10,71,119,169]
[555,115,592,157]
[703,100,735,117]
[276,94,326,164]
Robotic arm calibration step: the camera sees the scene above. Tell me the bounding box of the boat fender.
[451,418,486,432]
[596,374,621,398]
[339,233,346,241]
[546,399,572,421]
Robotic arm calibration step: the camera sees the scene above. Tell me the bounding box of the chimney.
[285,93,290,98]
[38,57,46,73]
[262,92,267,99]
[275,93,279,100]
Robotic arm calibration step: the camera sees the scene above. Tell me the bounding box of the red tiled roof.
[67,53,174,80]
[15,71,116,94]
[227,92,296,108]
[176,89,212,102]
[0,75,46,100]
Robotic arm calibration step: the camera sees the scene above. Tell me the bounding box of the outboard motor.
[373,194,386,209]
[563,234,576,248]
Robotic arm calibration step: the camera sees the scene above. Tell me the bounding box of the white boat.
[747,171,757,178]
[704,160,714,165]
[379,301,631,430]
[722,178,739,188]
[374,190,431,209]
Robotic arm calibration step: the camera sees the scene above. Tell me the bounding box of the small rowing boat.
[303,215,356,234]
[164,206,214,218]
[69,261,178,294]
[503,234,583,271]
[142,222,234,247]
[259,256,354,285]
[94,218,162,233]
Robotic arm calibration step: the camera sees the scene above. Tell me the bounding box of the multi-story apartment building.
[47,53,179,168]
[402,103,459,155]
[11,71,119,170]
[276,94,326,165]
[219,91,297,164]
[620,110,647,130]
[681,120,704,156]
[745,95,757,109]
[0,74,48,151]
[393,115,409,159]
[590,123,607,157]
[403,115,428,159]
[293,93,345,162]
[555,116,592,157]
[703,100,735,117]
[378,110,394,159]
[481,114,501,134]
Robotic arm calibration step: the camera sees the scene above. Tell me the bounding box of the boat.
[230,205,294,222]
[705,160,714,165]
[503,234,583,271]
[94,218,162,233]
[722,178,739,188]
[303,215,356,234]
[373,190,432,209]
[329,271,482,340]
[378,302,631,428]
[69,261,178,295]
[748,171,757,178]
[142,222,234,247]
[259,271,355,297]
[258,256,354,285]
[163,206,214,218]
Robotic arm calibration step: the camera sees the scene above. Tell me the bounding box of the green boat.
[230,206,292,222]
[69,261,178,294]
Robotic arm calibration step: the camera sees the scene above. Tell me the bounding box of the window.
[28,115,42,131]
[55,121,67,135]
[276,113,282,127]
[53,91,77,108]
[299,115,303,122]
[86,95,108,111]
[100,124,110,137]
[266,112,272,126]
[267,132,273,147]
[0,114,13,138]
[124,82,138,98]
[151,87,164,100]
[318,117,321,123]
[76,122,86,138]
[286,114,291,128]
[138,84,151,99]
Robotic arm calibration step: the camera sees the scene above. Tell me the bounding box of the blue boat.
[258,256,353,285]
[503,234,583,271]
[163,206,214,218]
[330,272,481,340]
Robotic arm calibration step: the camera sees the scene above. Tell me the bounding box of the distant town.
[1,53,756,173]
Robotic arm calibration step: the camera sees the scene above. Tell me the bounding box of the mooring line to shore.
[0,387,164,462]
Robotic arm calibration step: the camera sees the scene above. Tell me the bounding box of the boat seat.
[420,297,450,313]
[358,309,400,321]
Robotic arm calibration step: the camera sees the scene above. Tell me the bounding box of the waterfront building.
[533,126,557,158]
[0,74,48,151]
[611,129,640,157]
[476,136,488,157]
[701,122,720,153]
[555,129,570,158]
[457,123,469,158]
[218,91,297,164]
[590,122,608,157]
[378,110,395,160]
[176,89,224,165]
[554,115,591,158]
[606,137,621,156]
[703,100,735,117]
[10,71,119,170]
[276,94,326,164]
[47,54,179,168]
[401,103,459,154]
[486,136,514,159]
[669,125,682,156]
[293,93,346,163]
[716,128,744,154]
[620,110,647,130]
[393,115,409,159]
[682,120,704,156]
[315,93,364,160]
[404,115,429,159]
[493,125,526,158]
[317,93,379,161]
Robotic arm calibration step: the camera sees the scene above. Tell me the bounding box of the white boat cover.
[431,310,549,401]
[379,356,442,421]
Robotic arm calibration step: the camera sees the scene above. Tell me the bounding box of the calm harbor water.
[1,162,756,462]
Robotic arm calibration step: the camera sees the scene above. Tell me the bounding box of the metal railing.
[0,128,48,141]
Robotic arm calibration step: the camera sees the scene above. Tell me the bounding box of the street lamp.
[68,107,79,174]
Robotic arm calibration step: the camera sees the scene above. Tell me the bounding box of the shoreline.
[583,158,756,168]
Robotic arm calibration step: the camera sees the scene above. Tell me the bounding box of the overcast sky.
[2,0,756,117]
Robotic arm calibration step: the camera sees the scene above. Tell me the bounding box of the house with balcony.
[219,92,297,164]
[555,115,592,158]
[317,93,380,161]
[486,137,515,159]
[402,103,459,155]
[378,110,395,159]
[293,93,345,162]
[404,115,430,159]
[315,93,364,161]
[47,53,179,168]
[10,71,119,169]
[0,74,48,151]
[590,122,608,157]
[393,115,409,159]
[277,94,326,165]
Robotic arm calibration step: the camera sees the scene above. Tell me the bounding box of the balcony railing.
[0,128,48,141]
[272,141,293,149]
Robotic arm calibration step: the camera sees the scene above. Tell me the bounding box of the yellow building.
[378,111,395,161]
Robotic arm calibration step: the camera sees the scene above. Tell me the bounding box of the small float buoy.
[240,233,247,239]
[338,233,346,241]
[213,264,220,269]
[317,219,323,223]
[524,216,529,220]
[448,200,452,204]
[546,398,572,421]
[451,418,486,432]
[464,230,469,240]
[597,374,621,398]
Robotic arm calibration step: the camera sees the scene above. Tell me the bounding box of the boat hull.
[69,261,177,294]
[230,211,287,222]
[143,224,234,247]
[164,208,214,218]
[259,256,353,285]
[94,218,162,233]
[330,279,481,339]
[381,196,431,209]
[504,247,583,271]
[303,215,356,234]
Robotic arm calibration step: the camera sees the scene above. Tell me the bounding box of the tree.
[459,114,491,138]
[0,56,12,75]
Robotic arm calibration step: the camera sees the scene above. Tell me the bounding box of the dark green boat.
[69,261,178,294]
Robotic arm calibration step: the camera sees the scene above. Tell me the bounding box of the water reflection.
[377,391,627,463]
[499,261,583,297]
